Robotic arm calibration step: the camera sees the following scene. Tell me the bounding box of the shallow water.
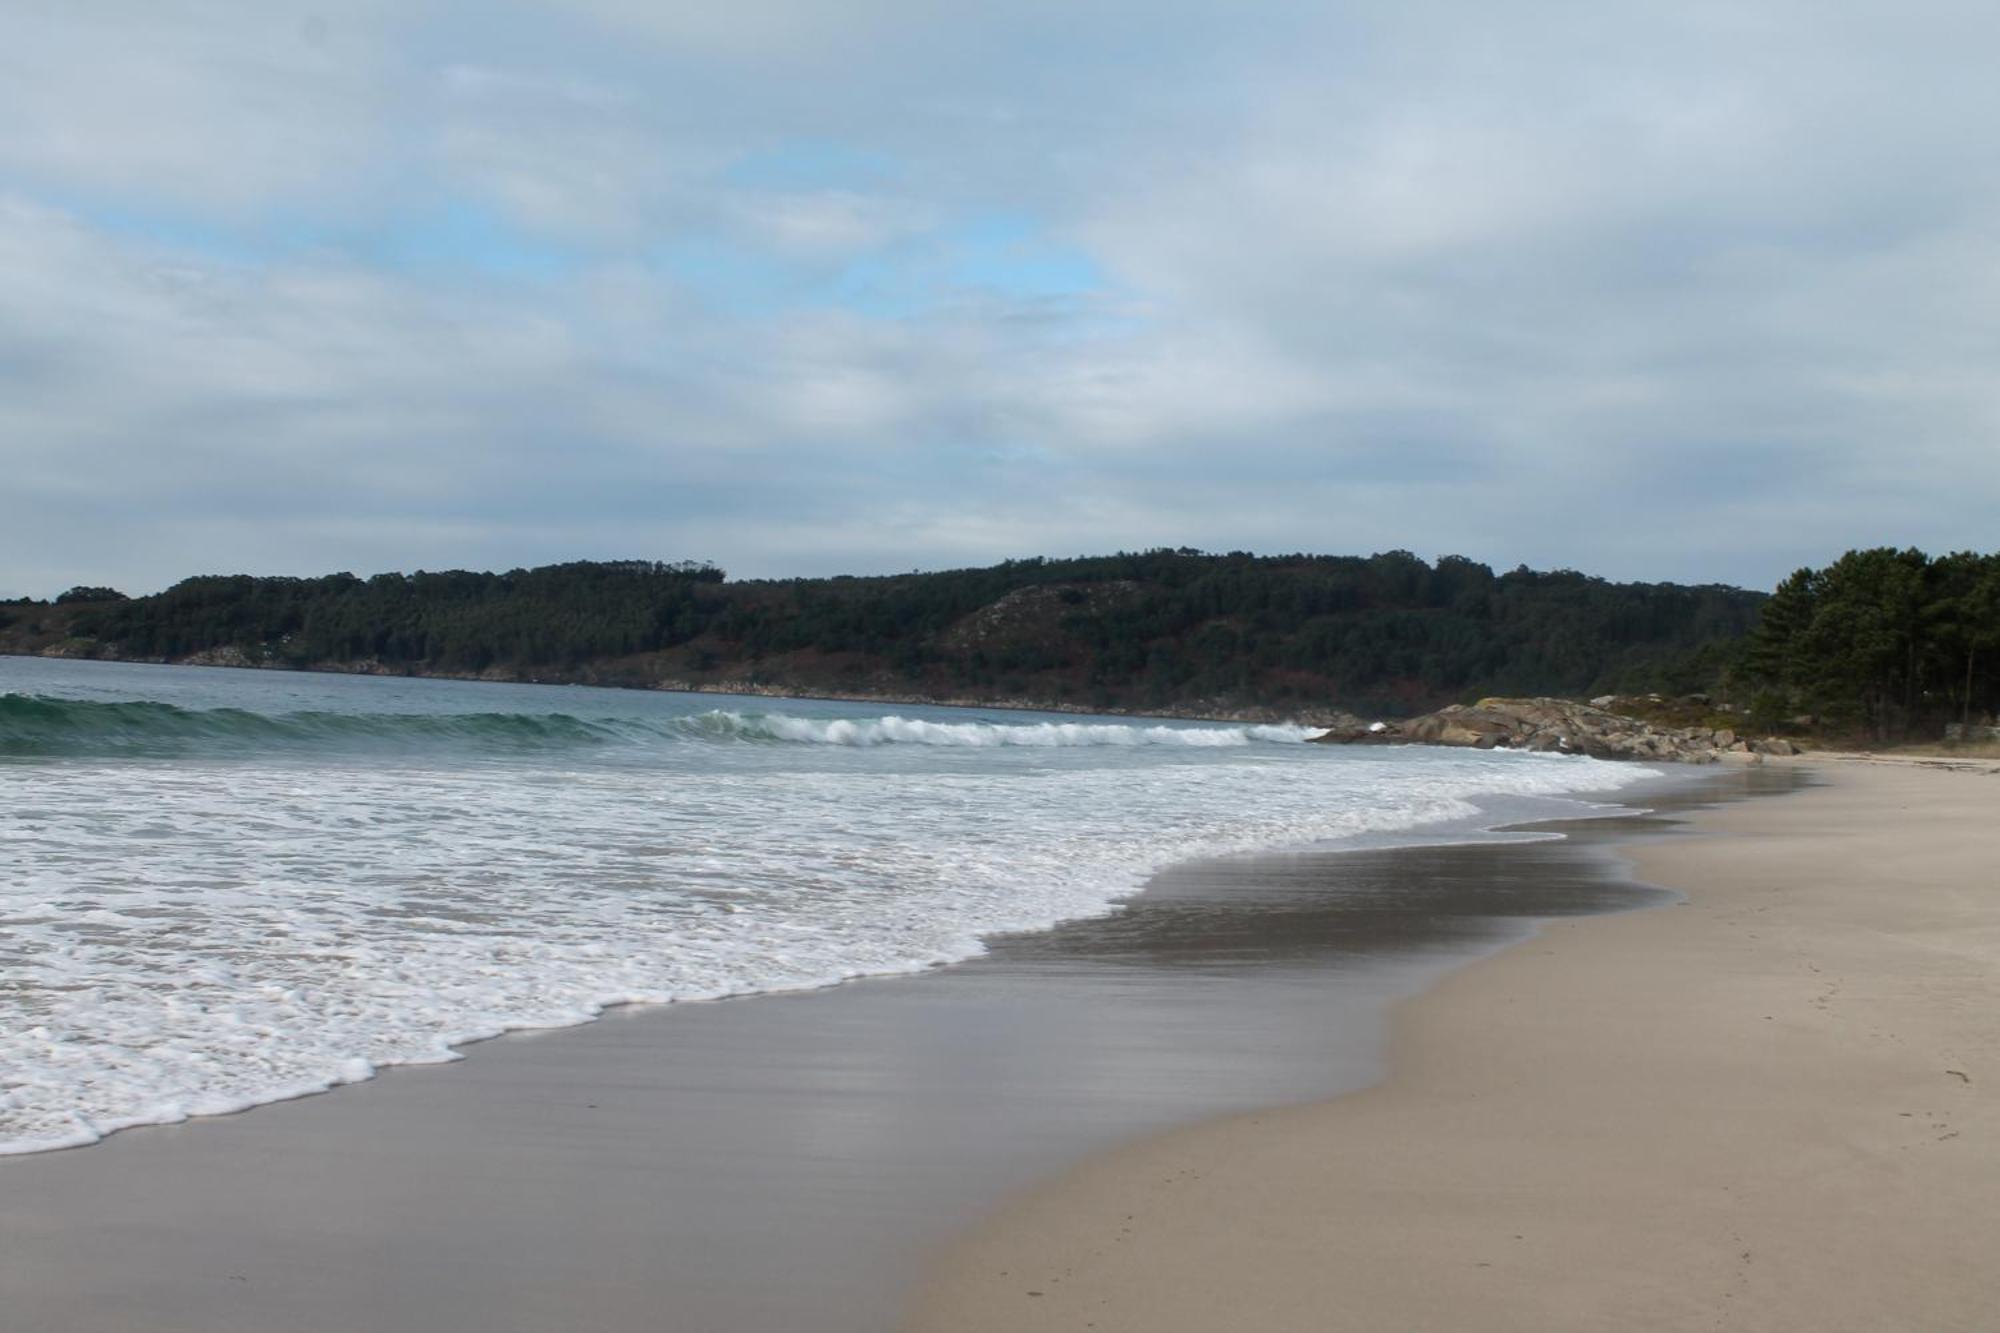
[1,657,1663,1154]
[0,762,1799,1333]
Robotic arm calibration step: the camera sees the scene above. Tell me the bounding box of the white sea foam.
[730,712,1324,747]
[0,694,1323,757]
[0,679,1659,1155]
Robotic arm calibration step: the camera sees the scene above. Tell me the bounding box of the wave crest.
[713,712,1320,747]
[0,693,1323,758]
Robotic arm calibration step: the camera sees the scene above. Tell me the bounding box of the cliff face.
[1314,697,1799,763]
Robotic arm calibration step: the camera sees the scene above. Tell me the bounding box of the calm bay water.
[0,657,1659,1155]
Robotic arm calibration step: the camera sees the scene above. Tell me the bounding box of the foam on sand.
[0,679,1658,1155]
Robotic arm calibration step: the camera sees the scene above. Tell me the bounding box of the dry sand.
[905,759,2000,1332]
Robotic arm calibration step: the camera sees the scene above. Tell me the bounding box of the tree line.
[8,551,1764,716]
[1740,548,2000,740]
[11,547,1991,735]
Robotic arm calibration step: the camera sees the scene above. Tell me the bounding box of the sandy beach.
[906,758,2000,1332]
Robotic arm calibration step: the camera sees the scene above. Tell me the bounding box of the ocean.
[0,657,1661,1157]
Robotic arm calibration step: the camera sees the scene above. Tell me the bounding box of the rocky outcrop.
[936,581,1143,653]
[1313,696,1802,763]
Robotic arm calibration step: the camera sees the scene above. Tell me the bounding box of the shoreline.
[0,649,1342,727]
[904,757,2000,1332]
[0,664,1657,1161]
[0,772,1732,1332]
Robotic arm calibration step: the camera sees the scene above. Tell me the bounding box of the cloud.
[3,1,1999,601]
[0,1,406,215]
[432,65,699,242]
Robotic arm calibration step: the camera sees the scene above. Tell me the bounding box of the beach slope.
[906,760,2000,1332]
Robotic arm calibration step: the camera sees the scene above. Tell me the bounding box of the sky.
[3,1,1998,599]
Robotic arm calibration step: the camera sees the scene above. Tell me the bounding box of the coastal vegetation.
[0,552,1757,717]
[1738,548,2000,740]
[6,547,1991,738]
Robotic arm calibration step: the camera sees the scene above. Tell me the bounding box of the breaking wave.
[0,693,1324,759]
[1,663,1664,1156]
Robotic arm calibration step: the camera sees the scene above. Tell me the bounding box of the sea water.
[0,658,1659,1155]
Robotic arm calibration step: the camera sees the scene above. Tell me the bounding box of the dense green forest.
[1739,548,2000,740]
[0,551,1761,716]
[8,547,1993,733]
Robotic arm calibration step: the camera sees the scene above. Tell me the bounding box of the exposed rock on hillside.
[936,581,1142,652]
[1313,697,1800,763]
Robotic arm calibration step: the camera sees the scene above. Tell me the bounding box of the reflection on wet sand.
[0,767,1801,1333]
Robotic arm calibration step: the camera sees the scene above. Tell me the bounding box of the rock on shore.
[1312,697,1799,763]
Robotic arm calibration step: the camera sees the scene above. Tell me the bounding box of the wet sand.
[0,771,1769,1333]
[907,758,1999,1332]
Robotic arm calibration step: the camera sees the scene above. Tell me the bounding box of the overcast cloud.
[3,0,1997,598]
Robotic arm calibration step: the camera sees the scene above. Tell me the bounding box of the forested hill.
[0,552,1763,717]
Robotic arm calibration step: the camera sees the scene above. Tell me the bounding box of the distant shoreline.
[0,551,1767,726]
[0,649,1337,728]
